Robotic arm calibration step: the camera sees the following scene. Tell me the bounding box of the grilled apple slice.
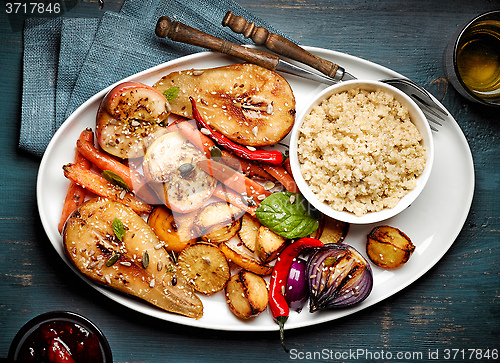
[153,63,296,146]
[225,270,268,319]
[194,201,245,244]
[96,81,171,159]
[177,243,231,295]
[143,131,216,213]
[63,197,203,319]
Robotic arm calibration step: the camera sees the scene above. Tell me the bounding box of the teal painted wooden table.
[1,1,499,362]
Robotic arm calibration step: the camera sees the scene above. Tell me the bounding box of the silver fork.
[381,78,448,132]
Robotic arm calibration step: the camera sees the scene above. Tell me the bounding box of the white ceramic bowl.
[289,80,434,224]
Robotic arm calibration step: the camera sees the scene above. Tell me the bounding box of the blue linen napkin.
[20,0,286,157]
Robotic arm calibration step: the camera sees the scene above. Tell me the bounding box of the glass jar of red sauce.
[8,311,112,363]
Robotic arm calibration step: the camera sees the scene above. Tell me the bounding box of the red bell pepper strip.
[269,237,324,351]
[189,97,286,165]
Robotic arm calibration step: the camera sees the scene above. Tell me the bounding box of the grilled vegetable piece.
[96,81,171,159]
[153,63,296,146]
[194,201,245,244]
[62,163,152,215]
[63,197,203,319]
[238,213,261,252]
[143,131,216,213]
[307,243,372,311]
[255,225,287,263]
[147,206,198,253]
[177,243,231,295]
[225,271,269,319]
[315,215,349,244]
[366,225,415,269]
[219,242,272,276]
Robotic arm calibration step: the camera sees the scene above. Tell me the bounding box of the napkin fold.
[21,0,286,157]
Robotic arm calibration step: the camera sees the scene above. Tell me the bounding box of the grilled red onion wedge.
[306,243,373,312]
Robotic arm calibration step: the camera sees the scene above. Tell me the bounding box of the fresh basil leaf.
[255,192,319,239]
[112,217,125,242]
[163,87,180,102]
[101,170,130,192]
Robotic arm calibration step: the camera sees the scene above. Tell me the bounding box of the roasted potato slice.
[153,63,296,146]
[177,243,231,295]
[238,213,261,252]
[315,215,349,244]
[219,242,272,276]
[147,206,199,253]
[63,197,203,319]
[255,225,287,263]
[225,270,269,319]
[366,225,415,269]
[195,201,245,244]
[143,131,216,213]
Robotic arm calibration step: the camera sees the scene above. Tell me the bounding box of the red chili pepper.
[189,97,286,165]
[269,237,324,351]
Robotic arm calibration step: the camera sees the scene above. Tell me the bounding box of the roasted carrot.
[175,119,214,158]
[76,135,160,204]
[58,129,93,233]
[212,184,258,215]
[260,164,299,193]
[283,158,293,178]
[63,163,152,215]
[76,137,139,190]
[197,159,271,200]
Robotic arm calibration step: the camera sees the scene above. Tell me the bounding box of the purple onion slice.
[306,243,373,312]
[285,258,308,312]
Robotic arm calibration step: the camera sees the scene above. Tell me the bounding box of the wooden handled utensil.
[222,11,342,79]
[156,16,283,71]
[155,16,351,84]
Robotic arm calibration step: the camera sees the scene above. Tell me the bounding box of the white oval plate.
[37,47,474,331]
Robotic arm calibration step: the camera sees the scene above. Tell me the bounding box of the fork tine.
[400,79,449,117]
[382,78,449,117]
[411,94,446,122]
[421,108,443,127]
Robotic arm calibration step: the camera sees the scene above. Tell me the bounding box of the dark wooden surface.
[1,1,499,362]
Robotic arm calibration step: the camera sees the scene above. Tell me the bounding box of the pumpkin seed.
[142,250,149,269]
[178,163,195,178]
[210,146,222,161]
[105,253,121,267]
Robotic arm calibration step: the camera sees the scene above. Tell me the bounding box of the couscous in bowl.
[289,80,434,224]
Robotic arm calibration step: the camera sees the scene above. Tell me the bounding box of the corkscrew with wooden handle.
[155,16,354,84]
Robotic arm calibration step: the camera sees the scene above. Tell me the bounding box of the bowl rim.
[289,79,434,224]
[8,310,113,362]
